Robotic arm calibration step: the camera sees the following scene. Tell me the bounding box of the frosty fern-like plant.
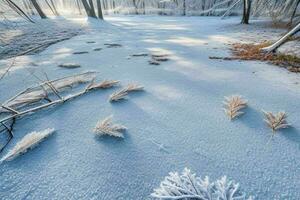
[88,80,119,90]
[151,168,253,200]
[93,115,127,138]
[1,128,55,162]
[223,95,247,120]
[109,83,144,102]
[262,111,290,133]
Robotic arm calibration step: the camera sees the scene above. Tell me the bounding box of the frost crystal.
[151,168,253,200]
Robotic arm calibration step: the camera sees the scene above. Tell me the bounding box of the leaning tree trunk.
[241,0,251,24]
[30,0,47,19]
[96,0,103,19]
[289,0,300,26]
[261,22,300,53]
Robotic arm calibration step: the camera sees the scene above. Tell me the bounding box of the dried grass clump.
[230,42,300,72]
[109,84,144,102]
[93,116,127,138]
[0,128,55,162]
[149,54,170,65]
[58,63,81,69]
[263,111,290,132]
[223,95,247,120]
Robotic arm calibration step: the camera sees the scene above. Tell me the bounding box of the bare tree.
[30,0,47,19]
[241,0,251,24]
[4,0,34,22]
[97,0,103,19]
[81,0,97,18]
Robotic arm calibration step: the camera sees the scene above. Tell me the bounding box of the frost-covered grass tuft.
[124,84,144,92]
[93,116,127,138]
[109,89,128,102]
[1,128,55,162]
[89,80,119,90]
[151,168,253,200]
[109,83,144,102]
[223,95,247,120]
[263,111,290,132]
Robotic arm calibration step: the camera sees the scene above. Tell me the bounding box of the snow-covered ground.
[0,16,299,199]
[0,18,86,60]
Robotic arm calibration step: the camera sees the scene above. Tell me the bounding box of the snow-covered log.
[151,168,253,200]
[261,22,300,53]
[0,128,55,162]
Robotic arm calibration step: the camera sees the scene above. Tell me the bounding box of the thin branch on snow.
[262,111,290,133]
[0,128,55,162]
[0,72,97,115]
[223,95,247,120]
[93,115,127,138]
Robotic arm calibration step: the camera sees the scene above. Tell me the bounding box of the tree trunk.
[97,0,104,19]
[88,0,97,17]
[133,0,138,14]
[261,22,300,53]
[221,0,242,19]
[81,0,97,18]
[183,0,186,16]
[289,0,300,26]
[49,0,59,16]
[241,0,251,24]
[30,0,47,19]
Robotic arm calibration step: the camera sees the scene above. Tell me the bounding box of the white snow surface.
[0,16,299,199]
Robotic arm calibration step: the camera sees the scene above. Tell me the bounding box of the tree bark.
[88,0,97,17]
[81,0,97,18]
[183,0,186,16]
[30,0,47,19]
[133,0,138,14]
[97,0,104,19]
[241,0,251,24]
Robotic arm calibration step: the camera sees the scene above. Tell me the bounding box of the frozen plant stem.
[223,95,247,120]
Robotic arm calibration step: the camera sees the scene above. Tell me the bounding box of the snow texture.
[0,128,55,162]
[152,168,252,200]
[0,16,299,199]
